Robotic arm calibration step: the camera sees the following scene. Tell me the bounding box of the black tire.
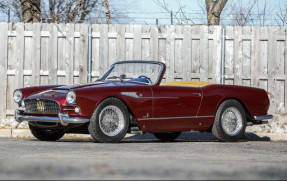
[88,98,129,143]
[29,124,65,141]
[153,132,181,141]
[211,99,247,142]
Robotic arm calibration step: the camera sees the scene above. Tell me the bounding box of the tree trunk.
[20,0,41,22]
[105,0,110,24]
[205,0,228,25]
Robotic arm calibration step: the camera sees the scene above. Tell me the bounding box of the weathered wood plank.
[191,26,200,74]
[0,23,8,118]
[142,25,151,60]
[166,25,175,82]
[65,23,75,85]
[125,25,133,61]
[48,23,58,85]
[109,24,117,65]
[15,23,24,89]
[212,26,222,84]
[174,26,183,78]
[268,27,277,113]
[40,23,50,85]
[183,25,191,81]
[225,26,234,84]
[242,28,252,87]
[31,23,41,86]
[92,24,100,80]
[251,27,260,88]
[151,25,159,61]
[57,24,66,85]
[133,25,142,60]
[117,24,125,61]
[99,24,109,75]
[234,26,243,85]
[158,26,167,64]
[23,23,33,88]
[200,26,209,82]
[78,24,88,83]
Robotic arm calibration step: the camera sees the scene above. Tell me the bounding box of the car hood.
[53,81,145,90]
[25,81,146,100]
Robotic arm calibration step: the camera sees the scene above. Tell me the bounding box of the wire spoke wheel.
[221,107,243,136]
[99,105,125,137]
[212,100,247,142]
[88,98,129,143]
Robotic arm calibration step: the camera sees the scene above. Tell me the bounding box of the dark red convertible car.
[14,61,272,143]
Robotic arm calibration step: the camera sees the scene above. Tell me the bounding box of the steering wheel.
[138,75,153,84]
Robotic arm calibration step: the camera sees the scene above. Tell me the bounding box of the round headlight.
[13,90,23,103]
[66,90,76,104]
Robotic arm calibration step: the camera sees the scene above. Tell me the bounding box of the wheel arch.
[95,96,139,128]
[217,97,252,121]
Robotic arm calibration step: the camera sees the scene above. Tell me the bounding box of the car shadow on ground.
[27,131,271,143]
[121,132,271,143]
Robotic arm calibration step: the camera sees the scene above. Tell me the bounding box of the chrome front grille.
[24,99,60,114]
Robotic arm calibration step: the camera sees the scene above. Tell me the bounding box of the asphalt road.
[0,132,287,180]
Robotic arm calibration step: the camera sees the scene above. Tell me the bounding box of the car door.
[146,85,202,131]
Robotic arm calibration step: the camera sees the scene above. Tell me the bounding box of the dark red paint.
[16,61,270,133]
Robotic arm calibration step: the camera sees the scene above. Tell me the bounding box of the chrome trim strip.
[120,92,179,99]
[152,97,179,99]
[63,109,75,111]
[121,92,140,98]
[15,109,89,126]
[137,115,214,121]
[254,115,273,120]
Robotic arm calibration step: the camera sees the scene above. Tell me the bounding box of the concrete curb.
[0,129,287,141]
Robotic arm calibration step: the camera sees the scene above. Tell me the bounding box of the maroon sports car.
[14,61,272,143]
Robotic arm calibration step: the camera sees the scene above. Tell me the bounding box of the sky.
[122,0,202,25]
[121,0,286,26]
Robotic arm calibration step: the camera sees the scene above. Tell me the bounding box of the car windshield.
[100,62,163,84]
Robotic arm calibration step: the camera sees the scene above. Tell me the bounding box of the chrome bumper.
[15,109,89,126]
[253,114,273,121]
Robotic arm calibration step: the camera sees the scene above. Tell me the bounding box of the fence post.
[88,24,92,83]
[221,26,226,84]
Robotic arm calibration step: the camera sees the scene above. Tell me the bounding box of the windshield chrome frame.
[98,61,165,85]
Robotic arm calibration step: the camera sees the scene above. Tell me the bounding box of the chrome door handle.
[192,93,202,97]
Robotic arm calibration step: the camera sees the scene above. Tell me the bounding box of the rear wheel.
[153,132,181,141]
[29,124,65,141]
[212,99,247,142]
[88,98,129,143]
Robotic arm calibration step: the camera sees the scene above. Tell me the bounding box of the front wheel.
[88,98,129,143]
[29,124,65,141]
[212,99,247,142]
[153,132,181,141]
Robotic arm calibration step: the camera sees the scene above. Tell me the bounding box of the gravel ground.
[0,134,286,180]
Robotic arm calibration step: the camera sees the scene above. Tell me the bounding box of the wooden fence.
[0,23,286,119]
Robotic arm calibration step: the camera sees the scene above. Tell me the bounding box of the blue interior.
[130,78,149,83]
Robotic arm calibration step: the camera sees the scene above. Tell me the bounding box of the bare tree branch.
[275,1,287,27]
